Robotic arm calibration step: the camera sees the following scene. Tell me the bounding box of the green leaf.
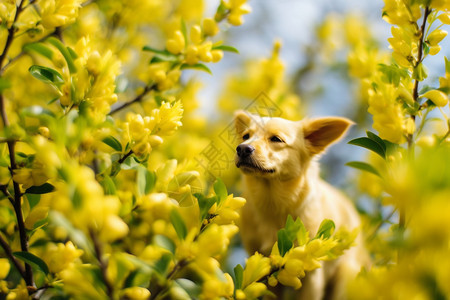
[412,62,428,81]
[0,75,13,94]
[346,161,381,177]
[314,219,335,239]
[175,279,201,298]
[47,37,77,73]
[154,235,176,254]
[67,47,78,60]
[120,155,140,170]
[423,42,430,56]
[26,194,41,210]
[297,221,309,246]
[445,57,450,74]
[24,43,54,60]
[366,131,387,153]
[153,253,172,275]
[180,63,212,75]
[13,251,49,275]
[25,183,55,194]
[284,215,303,243]
[29,65,64,86]
[101,175,116,195]
[102,135,122,152]
[21,105,56,118]
[196,193,217,221]
[0,77,11,93]
[348,137,386,159]
[277,228,293,256]
[213,178,227,205]
[170,209,187,240]
[378,64,408,86]
[212,45,239,53]
[233,264,244,290]
[136,166,156,196]
[142,46,176,57]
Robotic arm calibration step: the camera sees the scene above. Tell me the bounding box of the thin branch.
[0,0,25,69]
[89,229,114,299]
[0,30,57,76]
[0,233,26,280]
[109,84,156,115]
[404,6,431,229]
[151,259,190,300]
[0,184,15,205]
[118,150,133,164]
[0,0,35,289]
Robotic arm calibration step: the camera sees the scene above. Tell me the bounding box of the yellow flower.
[151,101,184,136]
[166,30,185,54]
[44,241,83,273]
[421,89,449,107]
[427,29,448,46]
[0,258,10,280]
[203,18,219,36]
[122,287,151,300]
[25,206,49,230]
[225,0,252,26]
[12,168,48,189]
[382,0,421,25]
[39,0,82,28]
[242,252,271,287]
[367,83,406,143]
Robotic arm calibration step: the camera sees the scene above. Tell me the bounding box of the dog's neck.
[242,160,320,225]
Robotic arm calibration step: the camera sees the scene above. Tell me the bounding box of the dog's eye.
[270,136,284,143]
[243,133,250,140]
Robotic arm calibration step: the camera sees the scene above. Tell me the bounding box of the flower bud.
[122,287,151,300]
[190,25,202,44]
[422,89,448,107]
[427,29,448,46]
[203,18,219,36]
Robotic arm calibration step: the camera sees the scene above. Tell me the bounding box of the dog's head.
[234,110,353,180]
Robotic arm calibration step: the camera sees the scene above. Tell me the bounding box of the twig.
[151,259,190,300]
[89,229,114,299]
[0,0,25,70]
[0,233,26,280]
[0,30,57,76]
[0,0,35,289]
[404,6,431,228]
[118,150,133,164]
[109,84,156,115]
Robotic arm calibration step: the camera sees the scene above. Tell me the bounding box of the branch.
[0,30,58,76]
[89,229,114,299]
[151,259,190,300]
[0,0,26,70]
[118,150,133,165]
[0,1,35,288]
[109,84,157,115]
[0,233,26,280]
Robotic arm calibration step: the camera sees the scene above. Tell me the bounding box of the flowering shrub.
[1,0,449,299]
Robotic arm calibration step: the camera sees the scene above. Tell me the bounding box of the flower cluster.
[234,217,356,299]
[121,101,183,157]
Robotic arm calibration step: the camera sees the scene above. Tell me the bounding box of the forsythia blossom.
[38,0,83,28]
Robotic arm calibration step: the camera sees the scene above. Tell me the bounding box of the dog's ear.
[234,110,252,135]
[302,117,354,155]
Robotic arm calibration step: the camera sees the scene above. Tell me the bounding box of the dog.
[234,110,368,300]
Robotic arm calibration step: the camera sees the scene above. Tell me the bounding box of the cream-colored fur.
[234,111,368,300]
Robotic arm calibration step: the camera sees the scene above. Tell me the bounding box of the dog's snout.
[236,144,255,158]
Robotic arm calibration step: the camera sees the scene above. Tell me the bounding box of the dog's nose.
[236,144,255,158]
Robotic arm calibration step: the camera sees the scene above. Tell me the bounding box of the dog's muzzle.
[236,144,255,158]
